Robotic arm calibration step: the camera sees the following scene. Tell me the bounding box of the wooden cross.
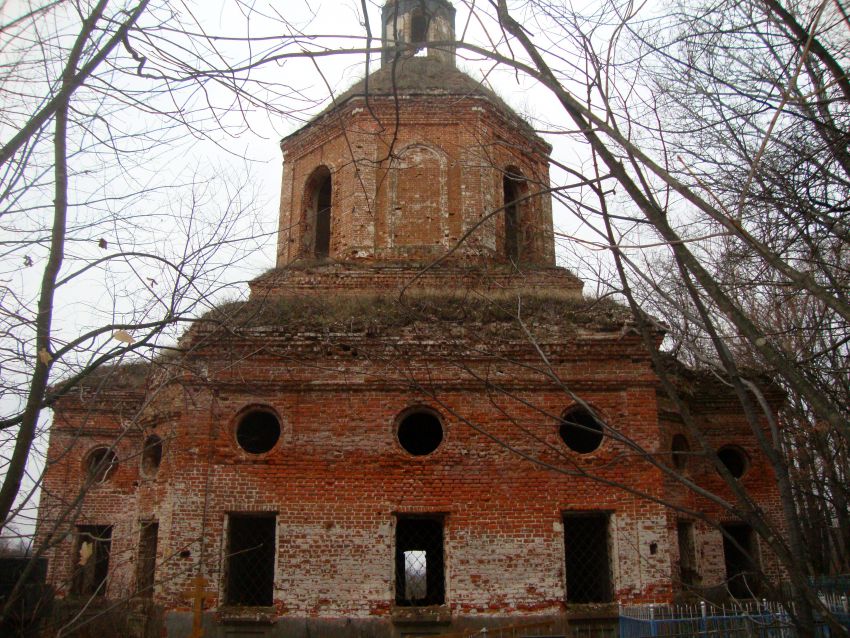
[182,575,215,638]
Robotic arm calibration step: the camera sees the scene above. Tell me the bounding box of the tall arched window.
[304,166,332,259]
[411,11,427,46]
[503,168,525,262]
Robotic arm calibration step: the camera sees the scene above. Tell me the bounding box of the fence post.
[701,600,708,638]
[617,603,622,638]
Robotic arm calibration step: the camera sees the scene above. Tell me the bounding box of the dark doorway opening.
[226,514,276,606]
[71,525,112,596]
[677,520,698,586]
[722,523,759,598]
[136,521,158,597]
[395,516,445,606]
[564,513,611,603]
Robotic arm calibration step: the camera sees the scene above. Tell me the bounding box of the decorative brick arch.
[388,143,448,249]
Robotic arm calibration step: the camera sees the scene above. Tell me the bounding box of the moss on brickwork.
[52,359,152,395]
[57,293,632,393]
[653,352,784,406]
[199,291,632,334]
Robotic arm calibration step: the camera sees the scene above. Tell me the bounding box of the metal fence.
[431,617,618,638]
[432,619,564,638]
[812,578,850,598]
[619,597,850,638]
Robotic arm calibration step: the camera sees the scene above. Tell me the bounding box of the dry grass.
[199,290,632,335]
[59,360,151,391]
[70,293,633,390]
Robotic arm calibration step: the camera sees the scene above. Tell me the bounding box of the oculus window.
[236,410,281,454]
[397,409,443,456]
[559,407,604,454]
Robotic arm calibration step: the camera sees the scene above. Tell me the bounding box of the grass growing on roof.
[199,290,631,334]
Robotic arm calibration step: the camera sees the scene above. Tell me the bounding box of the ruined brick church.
[36,1,783,636]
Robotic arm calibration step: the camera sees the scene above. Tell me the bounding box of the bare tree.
[432,0,849,634]
[6,0,848,634]
[0,0,333,531]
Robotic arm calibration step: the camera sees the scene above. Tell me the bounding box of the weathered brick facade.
[36,2,785,636]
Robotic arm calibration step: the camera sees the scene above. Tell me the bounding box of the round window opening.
[671,434,690,470]
[141,434,163,476]
[236,410,281,454]
[86,447,118,482]
[559,407,604,454]
[718,446,748,478]
[397,410,443,456]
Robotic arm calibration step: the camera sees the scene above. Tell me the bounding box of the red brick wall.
[36,291,786,637]
[175,332,667,614]
[277,96,555,267]
[250,262,583,298]
[37,399,144,599]
[659,393,787,592]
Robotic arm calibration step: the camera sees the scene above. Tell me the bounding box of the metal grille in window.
[564,514,611,603]
[395,516,444,606]
[226,515,275,606]
[71,525,112,596]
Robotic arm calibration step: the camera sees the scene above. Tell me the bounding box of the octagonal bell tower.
[265,0,580,296]
[381,0,457,66]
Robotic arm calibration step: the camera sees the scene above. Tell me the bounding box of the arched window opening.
[671,434,690,470]
[559,406,604,454]
[315,174,331,258]
[85,447,118,483]
[718,445,748,478]
[503,169,524,262]
[411,12,427,46]
[141,435,163,476]
[304,166,332,259]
